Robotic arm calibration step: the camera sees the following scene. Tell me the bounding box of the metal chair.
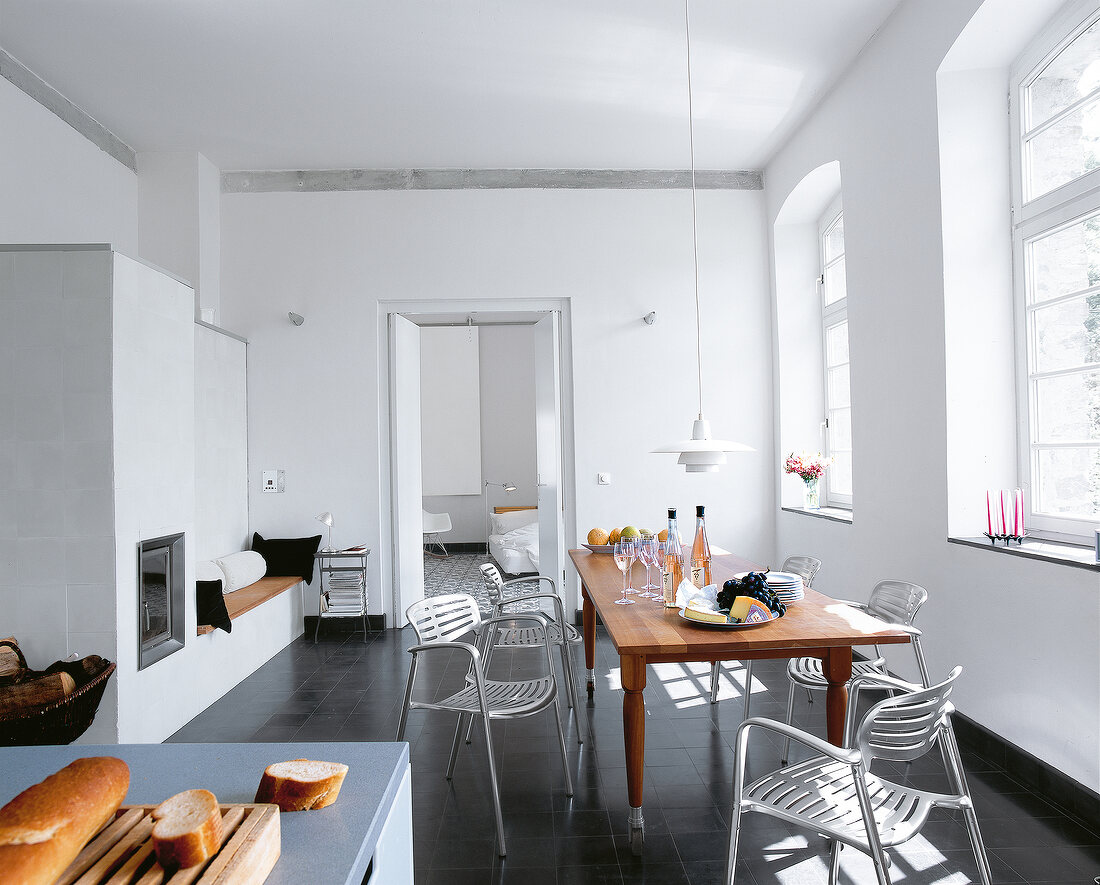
[726,666,992,885]
[396,592,573,857]
[777,579,929,764]
[479,563,583,741]
[422,510,452,557]
[709,555,823,708]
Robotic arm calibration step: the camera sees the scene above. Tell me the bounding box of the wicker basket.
[0,641,116,746]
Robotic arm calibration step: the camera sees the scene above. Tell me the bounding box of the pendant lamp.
[653,0,753,473]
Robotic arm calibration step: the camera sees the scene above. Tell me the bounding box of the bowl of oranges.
[583,525,665,553]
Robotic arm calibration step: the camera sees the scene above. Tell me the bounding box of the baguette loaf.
[255,759,348,811]
[151,789,223,869]
[0,756,129,885]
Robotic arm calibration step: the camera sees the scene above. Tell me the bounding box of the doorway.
[380,300,576,627]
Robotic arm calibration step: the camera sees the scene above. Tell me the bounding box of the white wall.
[766,0,1099,790]
[220,186,774,616]
[194,325,248,560]
[423,324,538,541]
[0,246,119,741]
[0,77,137,251]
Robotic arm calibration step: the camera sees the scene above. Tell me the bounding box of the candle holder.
[983,531,1027,547]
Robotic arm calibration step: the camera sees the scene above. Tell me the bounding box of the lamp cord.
[684,0,703,420]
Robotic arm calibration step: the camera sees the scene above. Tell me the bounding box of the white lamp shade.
[653,417,754,473]
[315,511,334,527]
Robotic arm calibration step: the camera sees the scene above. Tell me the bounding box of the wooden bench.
[196,576,301,636]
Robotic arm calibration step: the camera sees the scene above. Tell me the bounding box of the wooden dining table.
[570,548,913,854]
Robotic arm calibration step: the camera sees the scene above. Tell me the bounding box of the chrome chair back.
[781,554,822,585]
[407,591,481,644]
[866,578,927,628]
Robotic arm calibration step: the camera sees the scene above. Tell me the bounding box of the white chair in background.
[422,510,452,557]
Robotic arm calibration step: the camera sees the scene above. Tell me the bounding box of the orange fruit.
[608,528,622,544]
[658,529,669,541]
[587,527,610,545]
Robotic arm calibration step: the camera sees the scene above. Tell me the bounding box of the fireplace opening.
[138,532,185,670]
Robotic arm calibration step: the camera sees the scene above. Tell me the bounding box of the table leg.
[582,584,596,696]
[621,654,646,855]
[823,647,853,746]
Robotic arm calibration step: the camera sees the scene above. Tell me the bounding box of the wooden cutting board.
[54,803,280,885]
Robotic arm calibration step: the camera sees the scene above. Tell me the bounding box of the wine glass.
[623,539,639,594]
[653,540,668,604]
[613,541,635,605]
[644,537,662,592]
[637,538,659,599]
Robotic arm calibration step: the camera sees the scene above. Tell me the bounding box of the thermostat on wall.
[262,470,285,493]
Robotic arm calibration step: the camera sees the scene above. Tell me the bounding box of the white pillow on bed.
[215,550,267,594]
[489,509,537,535]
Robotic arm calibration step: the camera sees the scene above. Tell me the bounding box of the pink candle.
[1020,490,1025,534]
[1013,489,1019,536]
[1000,490,1007,536]
[986,491,993,536]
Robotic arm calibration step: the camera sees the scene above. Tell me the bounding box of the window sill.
[780,506,853,524]
[947,536,1099,571]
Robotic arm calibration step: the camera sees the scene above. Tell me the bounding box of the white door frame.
[377,297,578,627]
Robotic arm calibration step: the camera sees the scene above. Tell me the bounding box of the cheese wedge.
[683,603,728,624]
[729,596,773,624]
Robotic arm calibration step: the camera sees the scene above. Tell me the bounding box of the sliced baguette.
[255,759,348,811]
[0,756,129,885]
[151,788,223,869]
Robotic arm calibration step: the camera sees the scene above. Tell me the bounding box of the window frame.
[1009,0,1100,542]
[819,200,852,510]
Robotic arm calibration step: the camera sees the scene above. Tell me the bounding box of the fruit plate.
[677,610,779,629]
[582,544,615,553]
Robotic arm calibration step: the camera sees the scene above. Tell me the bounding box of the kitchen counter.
[0,741,412,885]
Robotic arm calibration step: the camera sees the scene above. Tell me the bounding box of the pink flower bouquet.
[784,452,832,482]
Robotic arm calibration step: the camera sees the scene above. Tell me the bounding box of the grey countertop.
[0,741,409,885]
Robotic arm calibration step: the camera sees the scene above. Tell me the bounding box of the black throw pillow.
[252,533,321,584]
[196,579,232,634]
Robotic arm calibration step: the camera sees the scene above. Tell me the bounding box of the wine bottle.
[691,505,711,587]
[662,508,683,608]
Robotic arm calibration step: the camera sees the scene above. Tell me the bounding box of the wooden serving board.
[54,803,280,885]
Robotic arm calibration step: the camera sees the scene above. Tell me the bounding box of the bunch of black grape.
[716,572,786,617]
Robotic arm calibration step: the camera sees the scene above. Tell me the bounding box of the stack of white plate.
[764,571,805,604]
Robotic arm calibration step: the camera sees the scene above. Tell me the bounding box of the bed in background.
[488,506,538,575]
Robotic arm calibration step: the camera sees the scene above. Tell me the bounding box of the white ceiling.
[0,0,902,171]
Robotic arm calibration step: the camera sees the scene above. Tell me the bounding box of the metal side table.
[314,549,370,642]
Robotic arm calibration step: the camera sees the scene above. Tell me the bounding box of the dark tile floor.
[169,628,1100,884]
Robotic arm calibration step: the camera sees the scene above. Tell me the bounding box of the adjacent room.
[0,1,1097,883]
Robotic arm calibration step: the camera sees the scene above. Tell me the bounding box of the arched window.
[1011,1,1100,539]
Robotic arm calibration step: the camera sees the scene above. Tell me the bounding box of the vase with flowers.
[784,452,832,510]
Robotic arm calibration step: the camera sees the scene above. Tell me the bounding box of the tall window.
[1012,2,1100,539]
[821,207,852,508]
